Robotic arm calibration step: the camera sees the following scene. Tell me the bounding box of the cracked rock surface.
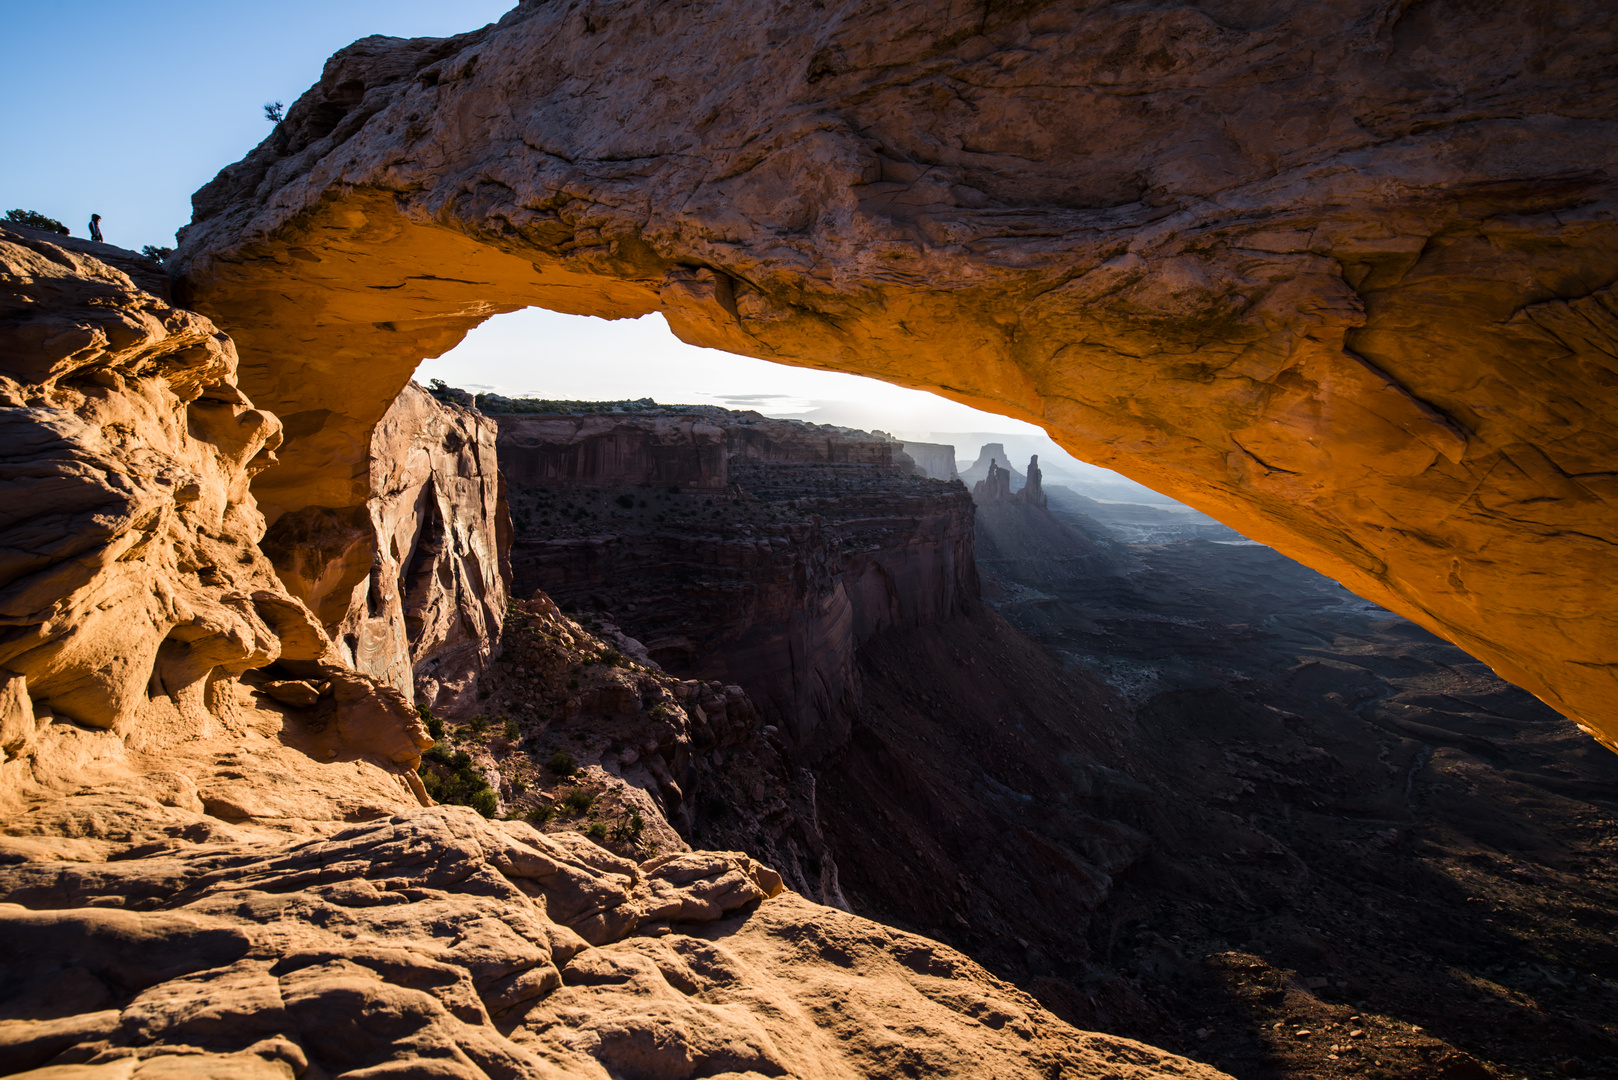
[0,804,1232,1080]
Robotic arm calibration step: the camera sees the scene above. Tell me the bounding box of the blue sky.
[2,0,510,253]
[2,1,1066,451]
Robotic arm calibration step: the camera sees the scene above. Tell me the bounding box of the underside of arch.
[172,0,1618,746]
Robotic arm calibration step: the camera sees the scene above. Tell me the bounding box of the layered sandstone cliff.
[170,0,1618,745]
[496,406,977,758]
[265,382,509,715]
[904,441,959,482]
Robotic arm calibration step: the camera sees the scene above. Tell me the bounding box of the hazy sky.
[3,1,1065,444]
[416,309,1049,440]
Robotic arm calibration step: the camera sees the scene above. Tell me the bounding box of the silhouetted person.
[88,214,102,243]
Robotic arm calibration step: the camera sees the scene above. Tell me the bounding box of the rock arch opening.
[170,0,1618,745]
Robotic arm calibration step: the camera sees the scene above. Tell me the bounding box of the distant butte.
[172,0,1618,745]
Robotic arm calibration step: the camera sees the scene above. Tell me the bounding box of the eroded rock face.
[0,226,291,737]
[0,226,432,813]
[0,804,1230,1080]
[172,0,1618,745]
[265,382,510,714]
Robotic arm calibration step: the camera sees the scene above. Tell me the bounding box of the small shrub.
[264,100,285,124]
[612,812,645,844]
[418,746,497,818]
[560,787,596,815]
[599,649,624,667]
[503,717,519,740]
[527,804,554,825]
[5,209,68,233]
[417,704,444,742]
[585,821,609,840]
[547,751,576,777]
[141,245,174,264]
[615,494,635,509]
[466,714,490,738]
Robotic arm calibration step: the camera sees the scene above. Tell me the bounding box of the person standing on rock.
[88,214,103,242]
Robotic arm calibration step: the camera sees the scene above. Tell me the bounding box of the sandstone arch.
[173,0,1618,746]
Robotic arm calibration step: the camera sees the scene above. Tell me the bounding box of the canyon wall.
[904,441,959,482]
[494,411,730,490]
[497,408,977,757]
[264,382,509,714]
[170,0,1618,746]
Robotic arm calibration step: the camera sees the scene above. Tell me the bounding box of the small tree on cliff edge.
[5,209,69,235]
[264,101,284,124]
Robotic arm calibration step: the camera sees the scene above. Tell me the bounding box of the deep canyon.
[3,1,1617,1078]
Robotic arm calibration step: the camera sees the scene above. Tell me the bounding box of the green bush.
[560,788,595,815]
[141,245,174,264]
[5,209,67,233]
[503,717,520,740]
[469,788,498,817]
[466,714,490,738]
[585,821,609,840]
[527,804,554,825]
[418,745,497,818]
[546,751,576,777]
[612,812,645,844]
[417,704,444,742]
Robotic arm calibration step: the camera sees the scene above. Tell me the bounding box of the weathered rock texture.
[0,225,433,813]
[265,381,510,715]
[172,0,1618,745]
[0,803,1230,1080]
[498,407,977,757]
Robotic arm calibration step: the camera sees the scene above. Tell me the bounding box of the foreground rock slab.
[0,805,1231,1080]
[173,0,1618,746]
